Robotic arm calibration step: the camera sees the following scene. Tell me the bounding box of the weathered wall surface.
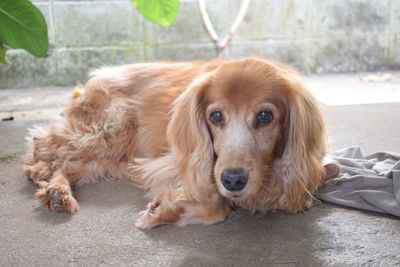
[1,0,399,88]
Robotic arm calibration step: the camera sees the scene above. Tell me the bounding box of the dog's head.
[167,58,326,210]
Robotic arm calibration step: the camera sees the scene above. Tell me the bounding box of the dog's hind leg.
[35,170,79,214]
[32,159,130,214]
[23,124,59,184]
[23,160,53,184]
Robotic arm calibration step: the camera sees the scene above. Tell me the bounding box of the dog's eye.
[256,110,274,126]
[210,111,223,125]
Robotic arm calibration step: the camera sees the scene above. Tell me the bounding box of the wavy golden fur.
[23,57,327,229]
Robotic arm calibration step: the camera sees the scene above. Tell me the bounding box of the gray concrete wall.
[1,0,400,88]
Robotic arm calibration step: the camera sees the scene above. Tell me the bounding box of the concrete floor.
[1,76,400,266]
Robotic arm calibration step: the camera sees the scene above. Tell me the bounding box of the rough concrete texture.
[2,0,400,88]
[0,74,400,266]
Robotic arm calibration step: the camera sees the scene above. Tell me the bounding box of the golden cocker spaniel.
[23,57,327,229]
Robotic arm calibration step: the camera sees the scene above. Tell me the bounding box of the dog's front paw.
[135,199,164,230]
[278,194,314,213]
[135,197,184,230]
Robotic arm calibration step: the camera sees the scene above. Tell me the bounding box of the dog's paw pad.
[48,187,79,214]
[37,185,79,214]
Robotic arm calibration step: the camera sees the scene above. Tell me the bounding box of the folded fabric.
[317,147,400,217]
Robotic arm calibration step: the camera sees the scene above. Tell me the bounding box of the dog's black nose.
[221,168,248,192]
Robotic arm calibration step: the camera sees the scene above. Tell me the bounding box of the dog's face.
[168,58,326,210]
[203,63,288,200]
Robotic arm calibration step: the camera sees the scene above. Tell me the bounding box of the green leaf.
[132,0,179,26]
[0,0,48,57]
[0,42,7,64]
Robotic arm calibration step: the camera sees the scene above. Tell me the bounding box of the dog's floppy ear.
[167,73,215,203]
[277,80,327,210]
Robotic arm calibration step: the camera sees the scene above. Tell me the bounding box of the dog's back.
[23,60,223,213]
[73,60,224,158]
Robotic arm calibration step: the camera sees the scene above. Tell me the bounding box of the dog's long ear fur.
[277,79,327,211]
[167,73,215,203]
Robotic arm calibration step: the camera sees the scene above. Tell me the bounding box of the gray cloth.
[317,147,400,217]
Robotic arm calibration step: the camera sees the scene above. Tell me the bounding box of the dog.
[23,57,327,229]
